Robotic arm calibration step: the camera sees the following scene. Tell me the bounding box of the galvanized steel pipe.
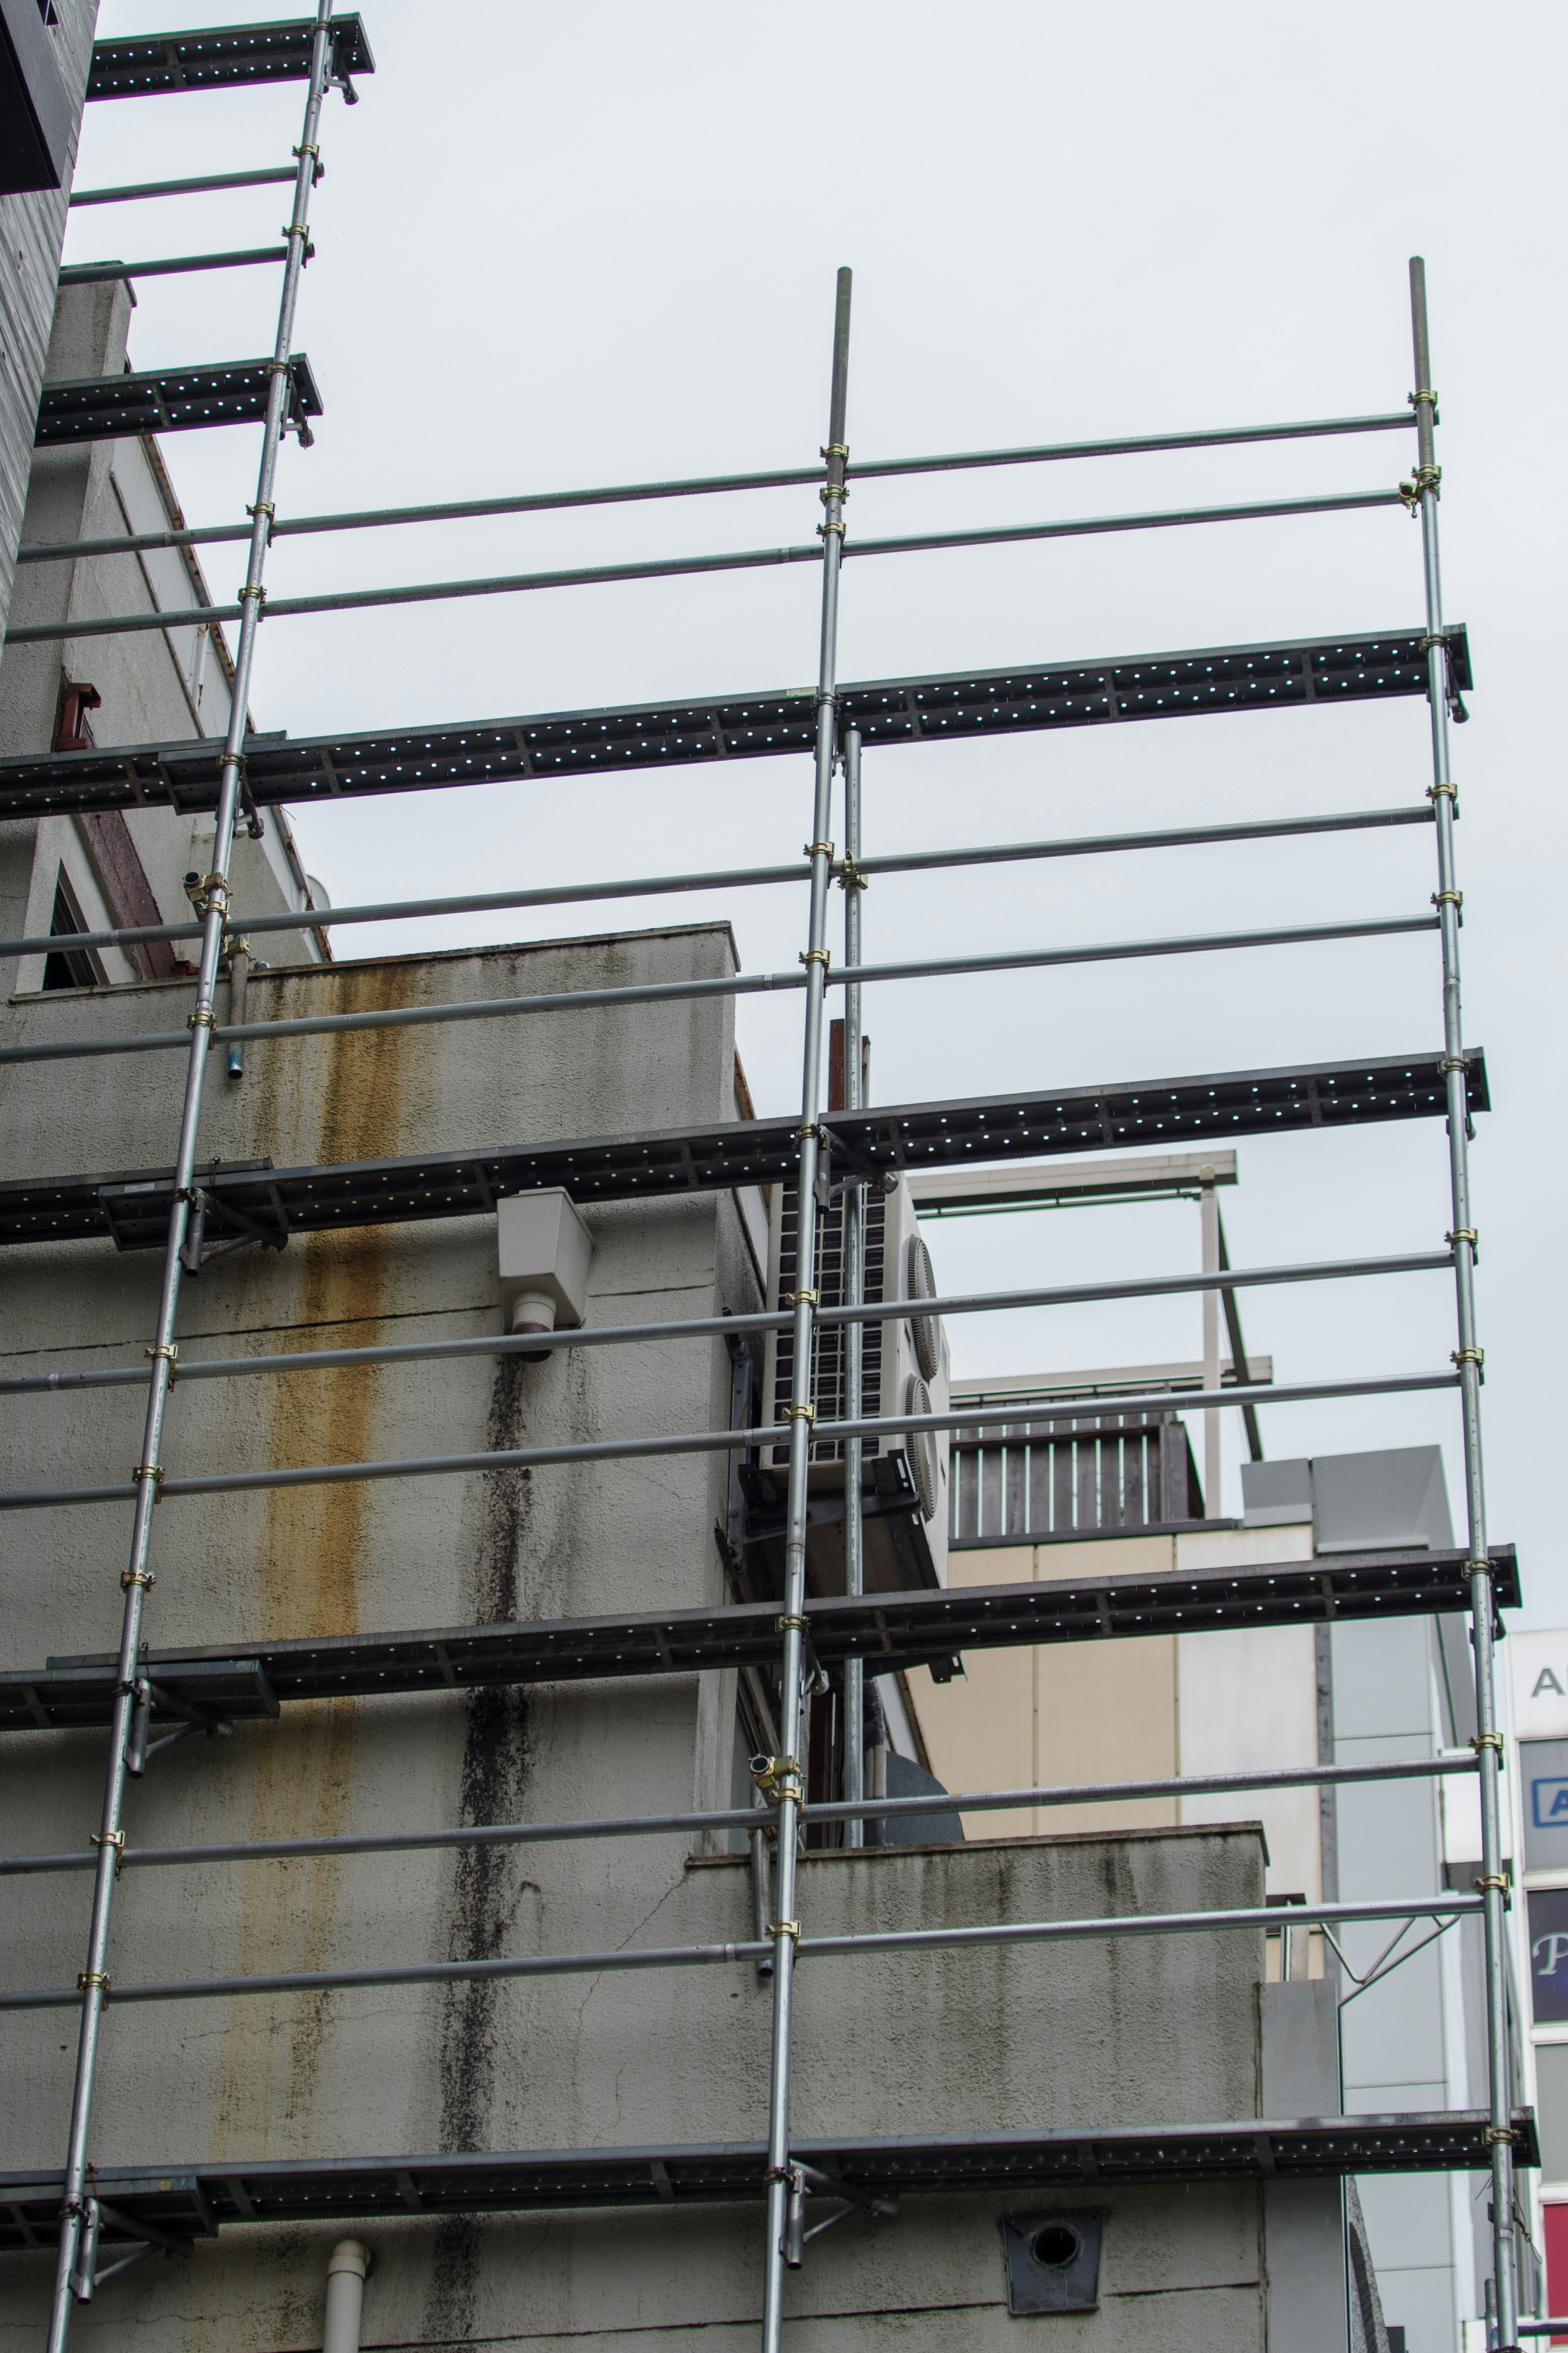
[41,19,339,2352]
[0,1755,1481,1880]
[760,263,852,2353]
[0,1249,1454,1397]
[2,804,1433,964]
[0,1368,1461,1512]
[15,408,1416,567]
[2,488,1406,647]
[0,1894,1483,2016]
[1409,254,1516,2351]
[842,725,866,1850]
[0,913,1439,1066]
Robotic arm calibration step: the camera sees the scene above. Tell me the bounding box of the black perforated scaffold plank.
[0,1050,1489,1253]
[0,2113,1537,2247]
[0,626,1468,821]
[35,356,323,447]
[0,1549,1519,1733]
[87,15,373,99]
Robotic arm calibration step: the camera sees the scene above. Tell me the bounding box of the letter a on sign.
[1535,1670,1568,1698]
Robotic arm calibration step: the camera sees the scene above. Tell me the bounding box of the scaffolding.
[0,8,1525,2349]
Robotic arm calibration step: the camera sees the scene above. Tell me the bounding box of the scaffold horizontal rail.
[0,1372,1469,1513]
[0,1547,1517,1735]
[33,355,323,448]
[0,803,1437,961]
[0,1894,1491,2014]
[13,407,1421,564]
[87,15,374,100]
[0,1248,1454,1394]
[0,626,1469,820]
[0,489,1407,647]
[57,245,293,286]
[0,1760,1483,1878]
[69,165,301,206]
[0,1050,1489,1250]
[0,913,1442,1068]
[0,2112,1535,2250]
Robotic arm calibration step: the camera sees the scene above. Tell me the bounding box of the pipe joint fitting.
[323,2239,373,2353]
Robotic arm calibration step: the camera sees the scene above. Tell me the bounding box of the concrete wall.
[2,1833,1272,2350]
[0,280,321,988]
[0,922,1285,2349]
[0,0,97,645]
[1332,1611,1487,2352]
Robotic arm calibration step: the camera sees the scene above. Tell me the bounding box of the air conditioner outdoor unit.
[759,1172,950,1593]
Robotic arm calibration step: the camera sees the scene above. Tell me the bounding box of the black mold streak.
[425,1357,533,2341]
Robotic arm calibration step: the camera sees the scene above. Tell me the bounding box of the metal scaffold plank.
[0,1050,1490,1251]
[0,2112,1539,2250]
[0,626,1470,821]
[33,357,323,448]
[0,1548,1519,1733]
[86,15,373,100]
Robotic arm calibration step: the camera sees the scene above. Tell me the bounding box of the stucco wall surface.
[0,1831,1267,2350]
[1,2190,1266,2352]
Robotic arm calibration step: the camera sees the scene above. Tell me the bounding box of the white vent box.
[497,1189,593,1338]
[760,1173,950,1592]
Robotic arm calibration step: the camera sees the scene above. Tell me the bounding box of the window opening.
[42,870,106,992]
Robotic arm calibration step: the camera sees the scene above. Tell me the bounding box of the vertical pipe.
[1409,253,1515,2351]
[759,264,851,2353]
[43,19,338,2350]
[322,2239,372,2353]
[226,939,250,1081]
[1200,1174,1220,1513]
[750,1812,774,1979]
[841,727,866,1849]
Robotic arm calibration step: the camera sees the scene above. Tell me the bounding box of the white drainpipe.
[322,2239,372,2353]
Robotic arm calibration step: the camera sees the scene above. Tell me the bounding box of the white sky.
[75,1,1568,1618]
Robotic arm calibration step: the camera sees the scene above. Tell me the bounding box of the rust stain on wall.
[214,967,424,2158]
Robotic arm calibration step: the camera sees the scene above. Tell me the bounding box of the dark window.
[41,873,104,992]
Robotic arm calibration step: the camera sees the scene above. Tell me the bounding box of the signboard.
[1528,1889,1568,2025]
[1513,1633,1568,1742]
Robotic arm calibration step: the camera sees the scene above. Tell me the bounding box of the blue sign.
[1523,1740,1568,1870]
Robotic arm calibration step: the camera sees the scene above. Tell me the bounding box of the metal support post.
[841,726,866,1849]
[42,16,338,2350]
[1200,1171,1221,1512]
[1409,253,1515,2350]
[759,265,851,2353]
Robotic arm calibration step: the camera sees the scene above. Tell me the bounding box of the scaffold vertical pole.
[841,725,866,1849]
[1408,252,1516,2351]
[759,264,851,2353]
[43,13,338,2348]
